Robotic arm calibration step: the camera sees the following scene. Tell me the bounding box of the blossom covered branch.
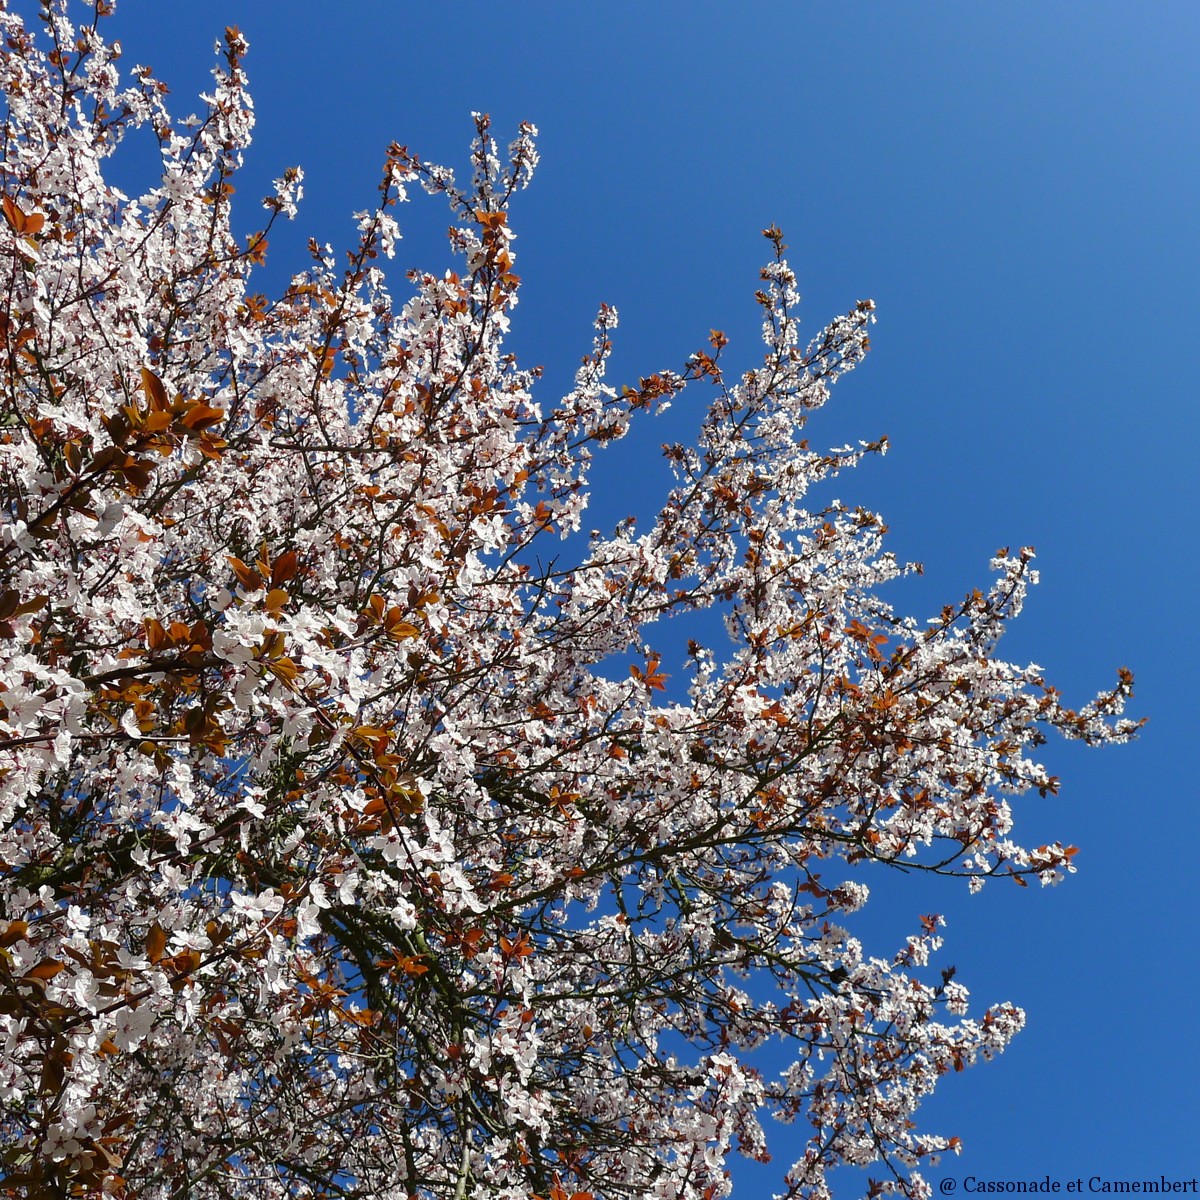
[0,4,1140,1199]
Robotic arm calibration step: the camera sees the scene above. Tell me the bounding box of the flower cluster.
[0,5,1139,1199]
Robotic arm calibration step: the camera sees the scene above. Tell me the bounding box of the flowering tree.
[0,4,1141,1199]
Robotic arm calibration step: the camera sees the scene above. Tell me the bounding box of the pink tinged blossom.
[0,6,1141,1198]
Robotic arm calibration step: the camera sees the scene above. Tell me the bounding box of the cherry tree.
[0,4,1140,1198]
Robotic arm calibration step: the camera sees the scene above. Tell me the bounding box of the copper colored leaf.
[178,403,225,431]
[1,194,22,232]
[0,195,41,237]
[0,920,28,948]
[140,366,170,411]
[146,923,167,964]
[142,410,173,433]
[13,594,48,618]
[24,959,66,981]
[270,550,299,585]
[263,588,289,616]
[39,1052,66,1095]
[226,556,265,592]
[120,460,154,491]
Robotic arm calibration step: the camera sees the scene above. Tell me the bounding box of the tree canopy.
[0,5,1139,1199]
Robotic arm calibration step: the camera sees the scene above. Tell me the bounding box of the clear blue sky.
[88,0,1200,1192]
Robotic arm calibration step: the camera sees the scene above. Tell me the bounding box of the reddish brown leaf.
[24,959,66,981]
[146,923,167,964]
[0,920,29,948]
[140,366,170,411]
[178,403,225,431]
[270,550,299,585]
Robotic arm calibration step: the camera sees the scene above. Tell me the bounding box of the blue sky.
[89,0,1199,1192]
